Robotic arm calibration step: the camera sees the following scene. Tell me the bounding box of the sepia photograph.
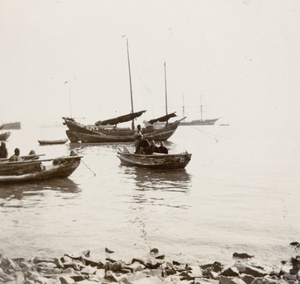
[0,0,300,283]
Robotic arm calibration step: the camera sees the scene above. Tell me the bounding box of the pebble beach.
[1,244,300,284]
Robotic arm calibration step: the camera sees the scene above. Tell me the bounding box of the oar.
[81,159,96,176]
[189,126,231,143]
[22,154,46,159]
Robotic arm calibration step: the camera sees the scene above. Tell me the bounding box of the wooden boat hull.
[0,131,11,141]
[38,139,68,145]
[117,150,192,169]
[65,120,181,143]
[0,156,81,184]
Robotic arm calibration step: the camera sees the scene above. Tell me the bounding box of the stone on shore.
[0,248,299,284]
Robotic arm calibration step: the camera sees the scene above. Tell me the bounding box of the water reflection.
[125,166,192,247]
[120,166,192,211]
[0,178,80,201]
[126,167,192,193]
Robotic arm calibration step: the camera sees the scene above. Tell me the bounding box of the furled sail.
[95,110,146,126]
[147,112,177,124]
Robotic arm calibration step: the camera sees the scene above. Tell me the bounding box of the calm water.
[0,123,299,267]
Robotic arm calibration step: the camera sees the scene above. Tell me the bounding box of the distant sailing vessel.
[180,117,219,126]
[0,132,11,141]
[180,96,219,126]
[0,120,12,141]
[0,122,21,130]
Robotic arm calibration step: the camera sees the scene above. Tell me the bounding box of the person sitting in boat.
[9,148,23,162]
[151,140,161,153]
[25,150,39,160]
[143,140,160,155]
[158,142,168,154]
[139,139,151,154]
[134,124,143,154]
[70,150,77,156]
[0,142,8,159]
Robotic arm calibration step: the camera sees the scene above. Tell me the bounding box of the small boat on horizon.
[0,121,21,130]
[180,117,220,126]
[117,146,192,169]
[180,95,220,126]
[0,154,82,184]
[38,138,68,145]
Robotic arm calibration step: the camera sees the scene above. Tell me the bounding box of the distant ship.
[180,96,220,126]
[180,117,219,126]
[0,122,21,130]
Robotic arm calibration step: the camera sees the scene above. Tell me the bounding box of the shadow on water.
[0,178,80,200]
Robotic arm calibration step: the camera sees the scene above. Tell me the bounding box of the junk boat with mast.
[63,41,183,143]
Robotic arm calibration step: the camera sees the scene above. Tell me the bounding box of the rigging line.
[81,159,96,176]
[187,125,232,141]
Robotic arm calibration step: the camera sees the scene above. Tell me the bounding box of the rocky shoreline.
[1,246,300,284]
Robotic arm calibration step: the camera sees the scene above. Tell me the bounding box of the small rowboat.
[117,147,192,169]
[0,155,81,184]
[38,138,68,145]
[0,131,11,141]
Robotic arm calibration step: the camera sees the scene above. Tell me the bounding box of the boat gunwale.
[117,148,192,169]
[117,152,191,158]
[0,155,82,165]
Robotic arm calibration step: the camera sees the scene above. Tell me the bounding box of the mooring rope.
[186,125,231,143]
[81,159,96,176]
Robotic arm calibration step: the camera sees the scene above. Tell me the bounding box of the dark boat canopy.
[147,112,177,124]
[95,110,146,126]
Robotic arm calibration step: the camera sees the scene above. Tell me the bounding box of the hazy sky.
[1,0,300,128]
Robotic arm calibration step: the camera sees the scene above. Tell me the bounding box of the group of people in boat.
[134,124,168,155]
[1,123,167,162]
[0,142,37,162]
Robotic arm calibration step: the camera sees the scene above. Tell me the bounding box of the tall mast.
[182,94,185,119]
[164,62,168,115]
[64,80,72,118]
[126,38,135,129]
[0,108,3,126]
[69,84,72,118]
